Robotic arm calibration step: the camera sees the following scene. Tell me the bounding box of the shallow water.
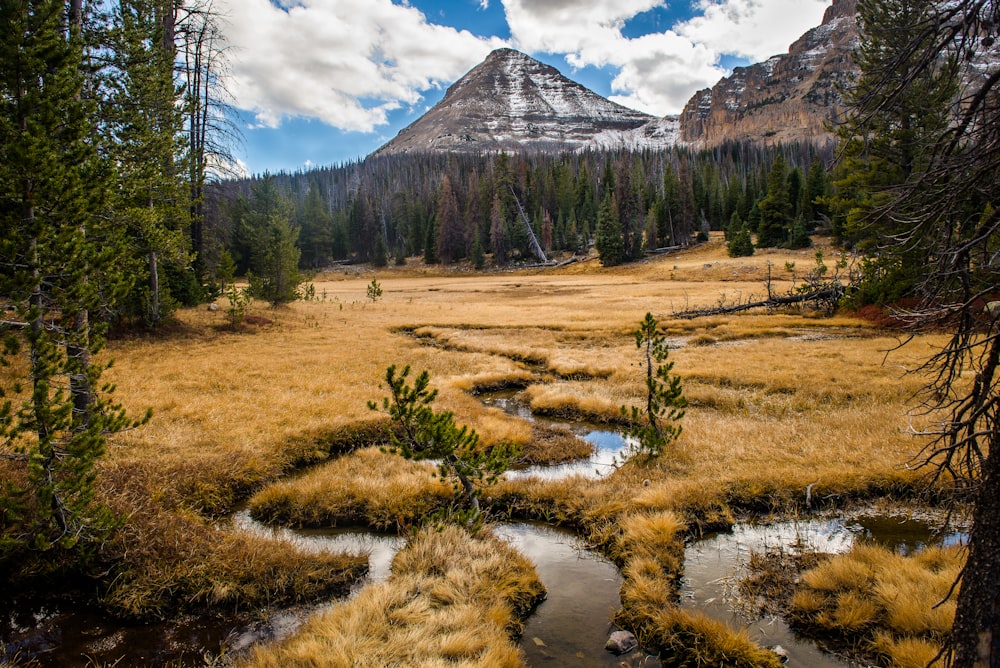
[495,522,651,666]
[681,514,967,667]
[232,509,404,587]
[505,429,630,480]
[234,516,638,666]
[481,389,631,480]
[2,510,965,667]
[1,601,249,667]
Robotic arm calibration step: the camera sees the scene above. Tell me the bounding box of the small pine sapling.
[621,313,686,463]
[368,365,517,526]
[366,277,382,303]
[225,283,253,329]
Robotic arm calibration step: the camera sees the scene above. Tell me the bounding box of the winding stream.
[2,387,968,667]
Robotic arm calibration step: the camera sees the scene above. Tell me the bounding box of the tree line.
[207,141,833,278]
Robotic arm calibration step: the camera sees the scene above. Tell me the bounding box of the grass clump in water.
[783,543,963,665]
[242,524,545,667]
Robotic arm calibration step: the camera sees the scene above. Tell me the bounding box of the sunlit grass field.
[69,234,957,664]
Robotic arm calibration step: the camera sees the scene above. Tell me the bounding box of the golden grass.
[248,447,454,531]
[242,525,544,667]
[0,233,959,657]
[789,543,964,664]
[871,631,946,668]
[98,462,367,617]
[616,604,784,668]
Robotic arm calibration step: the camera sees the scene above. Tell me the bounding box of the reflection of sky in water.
[232,510,403,582]
[682,515,967,668]
[494,522,631,668]
[504,429,632,481]
[235,514,630,666]
[480,391,632,481]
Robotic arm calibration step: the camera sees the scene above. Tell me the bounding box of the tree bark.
[69,0,82,32]
[149,249,160,324]
[948,336,1000,667]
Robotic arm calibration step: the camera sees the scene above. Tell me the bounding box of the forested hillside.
[206,142,833,275]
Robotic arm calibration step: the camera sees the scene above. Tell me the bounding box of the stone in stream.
[770,645,790,663]
[605,630,638,654]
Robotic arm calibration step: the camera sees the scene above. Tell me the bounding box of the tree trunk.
[949,339,1000,667]
[69,0,82,33]
[67,308,93,424]
[950,444,1000,666]
[160,1,176,57]
[149,249,160,324]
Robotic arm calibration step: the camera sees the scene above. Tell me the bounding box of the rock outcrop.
[678,0,858,147]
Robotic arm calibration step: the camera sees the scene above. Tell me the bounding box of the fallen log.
[672,284,844,319]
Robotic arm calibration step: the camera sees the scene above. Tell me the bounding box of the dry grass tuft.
[616,604,783,668]
[788,543,963,664]
[249,448,453,531]
[615,510,685,572]
[871,631,946,668]
[242,525,544,667]
[99,479,366,618]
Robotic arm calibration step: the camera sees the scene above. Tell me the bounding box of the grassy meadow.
[11,233,960,665]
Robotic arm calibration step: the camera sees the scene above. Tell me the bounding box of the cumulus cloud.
[217,0,834,130]
[215,0,504,131]
[501,0,830,116]
[677,0,830,61]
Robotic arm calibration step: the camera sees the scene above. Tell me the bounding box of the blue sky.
[217,0,832,175]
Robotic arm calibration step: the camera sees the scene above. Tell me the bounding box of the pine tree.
[470,229,485,270]
[299,183,334,268]
[756,155,791,248]
[595,191,624,266]
[620,313,686,463]
[727,212,754,258]
[489,192,507,266]
[106,0,191,325]
[237,177,304,305]
[435,175,464,264]
[803,159,829,227]
[0,0,143,569]
[369,366,517,526]
[829,0,957,305]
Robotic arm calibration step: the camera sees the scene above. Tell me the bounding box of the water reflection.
[481,390,632,480]
[505,429,631,480]
[494,522,642,667]
[232,510,403,585]
[682,515,967,667]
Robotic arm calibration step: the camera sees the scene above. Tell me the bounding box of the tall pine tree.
[0,0,141,569]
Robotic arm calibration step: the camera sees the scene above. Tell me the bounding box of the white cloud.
[677,0,830,61]
[217,0,836,131]
[501,0,831,116]
[215,0,505,131]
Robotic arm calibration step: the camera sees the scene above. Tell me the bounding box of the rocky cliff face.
[374,48,675,156]
[678,0,858,147]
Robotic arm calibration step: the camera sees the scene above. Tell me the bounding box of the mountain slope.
[373,48,675,156]
[679,0,858,147]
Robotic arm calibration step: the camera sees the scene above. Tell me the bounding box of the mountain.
[371,1,858,156]
[678,0,858,147]
[373,48,678,156]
